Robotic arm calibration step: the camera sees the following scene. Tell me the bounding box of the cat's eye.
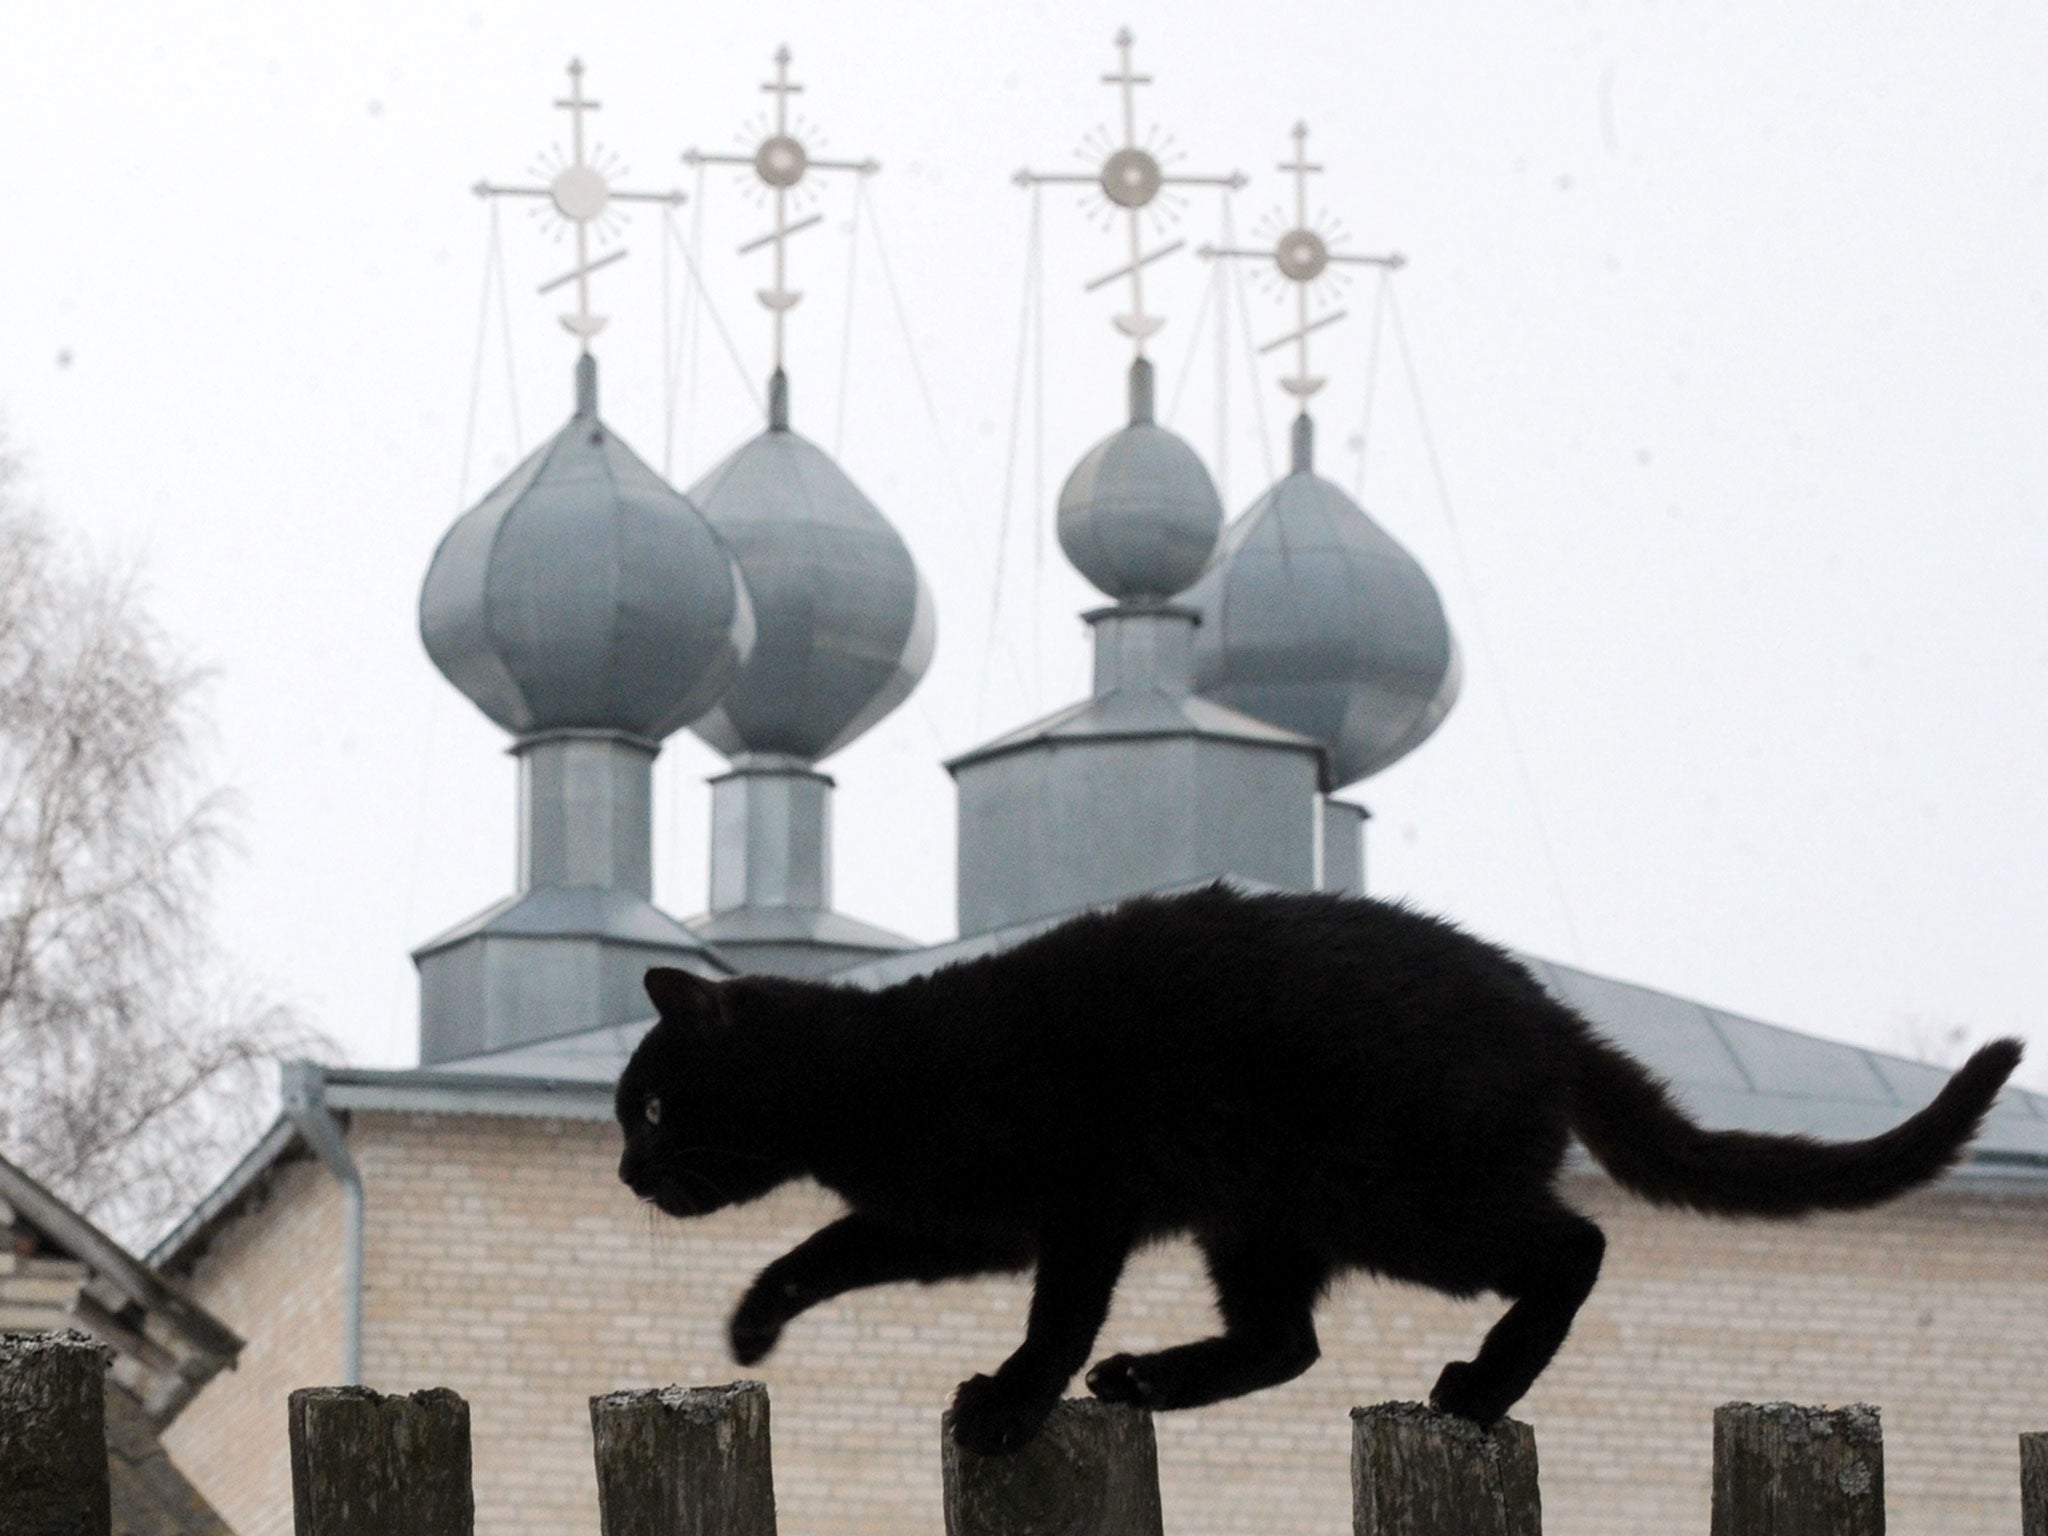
[644,1096,662,1126]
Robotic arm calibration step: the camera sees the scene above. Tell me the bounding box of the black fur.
[613,884,2022,1455]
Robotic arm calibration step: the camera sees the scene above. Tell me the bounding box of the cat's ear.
[644,967,721,1026]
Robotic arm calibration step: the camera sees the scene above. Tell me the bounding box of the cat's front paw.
[1427,1360,1512,1425]
[1084,1353,1158,1406]
[948,1373,1057,1457]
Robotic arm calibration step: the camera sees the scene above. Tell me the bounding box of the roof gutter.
[280,1060,363,1386]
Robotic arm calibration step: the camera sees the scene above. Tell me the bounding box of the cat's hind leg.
[1086,1237,1328,1410]
[731,1213,1032,1364]
[1427,1203,1605,1425]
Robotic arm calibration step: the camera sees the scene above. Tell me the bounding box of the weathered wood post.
[287,1384,474,1536]
[942,1399,1163,1536]
[1350,1402,1541,1536]
[0,1330,112,1536]
[590,1381,778,1536]
[1711,1402,1884,1536]
[2022,1432,2047,1536]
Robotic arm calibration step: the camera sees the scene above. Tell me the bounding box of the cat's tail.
[1565,1026,2024,1216]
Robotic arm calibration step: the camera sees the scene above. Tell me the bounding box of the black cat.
[613,884,2022,1456]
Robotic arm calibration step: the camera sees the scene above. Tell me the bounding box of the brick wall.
[159,1154,342,1536]
[163,1111,2048,1534]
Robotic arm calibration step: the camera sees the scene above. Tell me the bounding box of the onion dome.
[420,355,755,741]
[685,371,934,764]
[1188,414,1461,788]
[1057,358,1224,602]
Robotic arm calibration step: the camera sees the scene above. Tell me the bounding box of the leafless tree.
[0,436,324,1247]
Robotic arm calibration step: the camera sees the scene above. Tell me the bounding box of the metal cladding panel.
[517,734,655,895]
[419,930,725,1065]
[708,938,907,981]
[1057,421,1224,601]
[1319,798,1368,895]
[415,935,488,1063]
[708,763,831,912]
[1704,1008,1895,1100]
[1520,958,1753,1092]
[419,396,753,741]
[433,1018,653,1080]
[1189,469,1459,787]
[954,743,1183,935]
[689,901,915,950]
[481,933,602,1052]
[1865,1054,2048,1145]
[413,882,730,1064]
[687,427,932,763]
[1193,744,1317,893]
[418,440,551,730]
[955,735,1316,936]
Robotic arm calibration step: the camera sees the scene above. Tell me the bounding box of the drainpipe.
[281,1059,363,1385]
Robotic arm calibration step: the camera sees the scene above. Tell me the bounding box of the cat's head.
[614,967,802,1218]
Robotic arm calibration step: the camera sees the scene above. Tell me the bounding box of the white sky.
[2,1,2043,1085]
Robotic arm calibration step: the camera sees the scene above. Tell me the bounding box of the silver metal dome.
[1057,359,1224,602]
[685,373,935,764]
[1188,415,1460,788]
[420,356,755,742]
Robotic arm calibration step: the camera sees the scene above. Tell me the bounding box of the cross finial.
[687,45,878,384]
[1017,29,1246,356]
[474,59,687,353]
[1199,121,1405,404]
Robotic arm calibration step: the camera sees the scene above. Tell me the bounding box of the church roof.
[230,900,2048,1179]
[148,905,2048,1291]
[945,677,1319,772]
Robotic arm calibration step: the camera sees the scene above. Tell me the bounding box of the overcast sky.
[3,1,2043,1084]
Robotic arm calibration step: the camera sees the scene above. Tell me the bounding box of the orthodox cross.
[473,59,687,349]
[1200,122,1404,400]
[1016,28,1245,355]
[685,45,879,372]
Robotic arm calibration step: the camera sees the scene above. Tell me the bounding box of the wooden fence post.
[287,1384,474,1536]
[942,1398,1163,1536]
[590,1381,777,1536]
[1711,1402,1883,1536]
[2022,1433,2047,1536]
[0,1329,111,1536]
[1350,1402,1541,1536]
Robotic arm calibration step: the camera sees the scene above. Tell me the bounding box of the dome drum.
[952,731,1320,937]
[515,730,658,898]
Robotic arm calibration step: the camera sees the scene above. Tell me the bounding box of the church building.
[144,41,2048,1536]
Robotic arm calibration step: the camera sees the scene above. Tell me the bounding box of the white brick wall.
[159,1154,342,1536]
[162,1112,2048,1535]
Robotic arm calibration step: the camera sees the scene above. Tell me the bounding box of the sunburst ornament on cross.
[685,45,879,374]
[1200,122,1405,401]
[473,59,687,350]
[1016,28,1245,355]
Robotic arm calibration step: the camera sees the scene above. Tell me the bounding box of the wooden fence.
[5,1328,2046,1535]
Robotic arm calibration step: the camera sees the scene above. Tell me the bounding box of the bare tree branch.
[0,430,328,1246]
